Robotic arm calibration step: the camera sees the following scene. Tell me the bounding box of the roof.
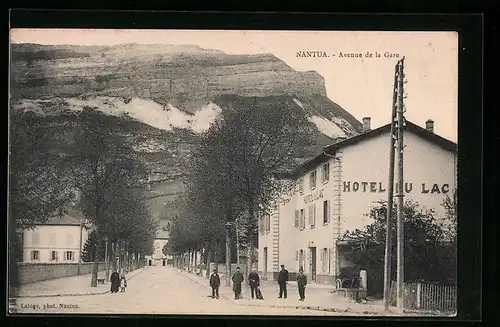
[282,120,457,178]
[156,229,170,240]
[42,214,83,226]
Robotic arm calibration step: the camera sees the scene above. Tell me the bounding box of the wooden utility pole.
[383,61,399,311]
[395,57,406,312]
[225,227,231,286]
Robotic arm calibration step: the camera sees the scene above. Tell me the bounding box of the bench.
[97,278,105,284]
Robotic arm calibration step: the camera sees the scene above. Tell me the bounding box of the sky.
[10,29,458,142]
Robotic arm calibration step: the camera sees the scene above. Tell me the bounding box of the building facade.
[258,119,457,285]
[20,212,90,264]
[146,229,173,265]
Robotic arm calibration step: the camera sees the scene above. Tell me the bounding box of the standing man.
[277,264,289,299]
[232,267,244,299]
[297,267,308,301]
[209,269,220,299]
[248,268,260,299]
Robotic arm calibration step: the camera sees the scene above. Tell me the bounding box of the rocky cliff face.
[11,43,327,113]
[10,43,363,220]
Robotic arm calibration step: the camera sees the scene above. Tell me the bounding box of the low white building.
[258,118,457,284]
[20,210,90,264]
[146,229,172,266]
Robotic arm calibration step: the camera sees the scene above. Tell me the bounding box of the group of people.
[208,264,308,301]
[109,269,127,293]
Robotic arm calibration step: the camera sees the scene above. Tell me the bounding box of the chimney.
[362,117,371,132]
[426,119,434,133]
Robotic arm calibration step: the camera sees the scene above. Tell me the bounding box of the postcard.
[8,28,458,316]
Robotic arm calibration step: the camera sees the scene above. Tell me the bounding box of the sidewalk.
[15,266,147,298]
[173,267,397,315]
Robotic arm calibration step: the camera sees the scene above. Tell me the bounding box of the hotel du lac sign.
[302,182,450,205]
[342,181,452,194]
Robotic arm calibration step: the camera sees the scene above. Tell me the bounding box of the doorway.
[310,247,317,282]
[162,259,166,266]
[263,247,268,277]
[148,260,152,266]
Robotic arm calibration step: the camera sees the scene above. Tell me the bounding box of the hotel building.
[258,118,457,284]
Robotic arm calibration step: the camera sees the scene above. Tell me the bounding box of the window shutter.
[313,204,317,226]
[300,209,305,229]
[327,200,331,223]
[295,251,298,261]
[306,249,310,272]
[259,217,264,234]
[294,210,299,228]
[328,248,332,274]
[266,215,270,232]
[308,205,313,225]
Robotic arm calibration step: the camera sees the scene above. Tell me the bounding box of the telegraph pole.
[77,217,84,275]
[395,57,406,312]
[383,61,399,311]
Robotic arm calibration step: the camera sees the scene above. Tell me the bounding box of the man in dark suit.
[248,268,260,299]
[277,264,289,299]
[296,267,308,301]
[209,269,220,299]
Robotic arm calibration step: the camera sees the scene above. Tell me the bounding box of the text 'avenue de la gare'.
[296,51,401,59]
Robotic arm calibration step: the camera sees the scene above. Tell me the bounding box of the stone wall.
[17,262,106,285]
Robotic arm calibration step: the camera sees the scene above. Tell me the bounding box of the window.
[310,204,317,227]
[322,163,330,183]
[50,251,59,262]
[49,233,56,247]
[321,248,330,273]
[265,215,271,233]
[31,250,39,261]
[309,170,317,189]
[294,210,299,228]
[65,233,73,247]
[308,204,316,227]
[323,200,330,224]
[65,251,74,261]
[298,177,304,194]
[299,209,305,230]
[308,205,313,226]
[295,251,299,261]
[32,231,40,246]
[299,250,304,270]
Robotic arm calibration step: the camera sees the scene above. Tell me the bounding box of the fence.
[17,262,106,285]
[390,281,457,312]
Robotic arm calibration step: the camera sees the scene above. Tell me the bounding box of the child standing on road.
[120,275,127,292]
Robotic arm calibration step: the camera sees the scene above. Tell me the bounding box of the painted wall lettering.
[342,181,451,194]
[304,189,324,204]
